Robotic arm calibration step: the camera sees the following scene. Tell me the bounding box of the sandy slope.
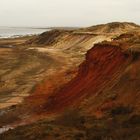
[0,22,140,140]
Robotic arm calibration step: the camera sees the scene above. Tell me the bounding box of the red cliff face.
[44,43,132,112]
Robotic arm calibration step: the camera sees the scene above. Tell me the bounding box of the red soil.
[43,43,132,112]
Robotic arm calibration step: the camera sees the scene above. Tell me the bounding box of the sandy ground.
[0,32,111,110]
[0,46,66,109]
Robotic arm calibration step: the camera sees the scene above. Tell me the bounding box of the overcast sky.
[0,0,139,27]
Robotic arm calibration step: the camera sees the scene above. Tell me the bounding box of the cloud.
[0,0,139,26]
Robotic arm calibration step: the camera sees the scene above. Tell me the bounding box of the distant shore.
[0,27,50,39]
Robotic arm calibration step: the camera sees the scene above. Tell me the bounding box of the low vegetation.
[1,108,140,140]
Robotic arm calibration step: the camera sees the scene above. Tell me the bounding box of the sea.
[0,27,49,38]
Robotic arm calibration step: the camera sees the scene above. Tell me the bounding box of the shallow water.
[0,27,49,38]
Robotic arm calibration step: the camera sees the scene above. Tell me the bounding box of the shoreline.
[0,33,41,39]
[0,27,50,39]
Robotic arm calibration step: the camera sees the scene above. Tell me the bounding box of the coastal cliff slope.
[0,22,140,140]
